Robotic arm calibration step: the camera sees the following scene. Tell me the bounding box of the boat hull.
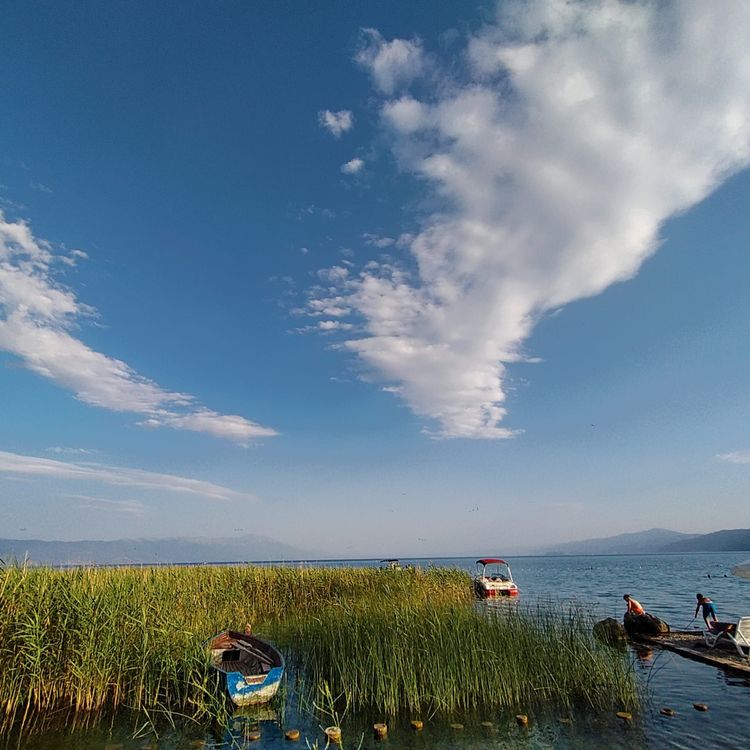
[225,666,284,706]
[474,582,519,599]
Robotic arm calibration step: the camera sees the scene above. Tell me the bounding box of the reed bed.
[0,563,468,732]
[0,563,637,735]
[280,601,638,715]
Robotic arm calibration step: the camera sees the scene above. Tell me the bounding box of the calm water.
[8,553,750,749]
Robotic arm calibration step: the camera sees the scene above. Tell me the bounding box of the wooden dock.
[636,631,750,675]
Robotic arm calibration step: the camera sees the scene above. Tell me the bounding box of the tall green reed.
[279,599,638,716]
[0,563,469,732]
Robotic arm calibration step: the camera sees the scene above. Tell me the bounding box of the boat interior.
[209,631,282,677]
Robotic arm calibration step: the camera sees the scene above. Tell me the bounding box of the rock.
[623,612,670,636]
[660,708,676,717]
[693,703,709,712]
[325,727,342,743]
[594,618,628,645]
[515,714,529,726]
[449,723,464,730]
[480,721,494,727]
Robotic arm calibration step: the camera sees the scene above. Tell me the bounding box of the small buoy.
[616,711,632,722]
[693,703,709,712]
[325,726,342,743]
[515,714,528,726]
[410,720,423,730]
[660,708,676,717]
[449,723,464,730]
[247,732,261,742]
[285,730,301,741]
[480,721,494,727]
[373,723,388,737]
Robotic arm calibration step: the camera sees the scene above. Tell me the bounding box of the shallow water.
[7,553,750,749]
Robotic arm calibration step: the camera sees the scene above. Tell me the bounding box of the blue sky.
[1,0,750,557]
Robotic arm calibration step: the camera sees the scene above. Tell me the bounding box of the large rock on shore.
[623,611,670,636]
[593,618,627,645]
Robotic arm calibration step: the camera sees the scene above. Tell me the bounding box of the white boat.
[473,558,519,599]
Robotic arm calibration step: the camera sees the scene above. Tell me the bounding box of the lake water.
[7,553,750,749]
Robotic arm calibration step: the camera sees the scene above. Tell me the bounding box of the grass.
[0,562,637,735]
[279,601,638,716]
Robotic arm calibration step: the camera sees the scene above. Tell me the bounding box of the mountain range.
[543,527,750,556]
[0,534,315,566]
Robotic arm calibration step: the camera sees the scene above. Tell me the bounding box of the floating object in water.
[515,714,529,726]
[285,730,300,741]
[481,721,494,727]
[373,723,388,737]
[473,558,519,599]
[325,726,342,743]
[247,731,261,742]
[616,711,632,721]
[449,723,464,730]
[410,720,423,730]
[208,629,284,706]
[693,703,709,712]
[660,708,676,717]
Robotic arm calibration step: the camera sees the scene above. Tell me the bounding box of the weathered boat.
[473,558,519,599]
[208,629,284,706]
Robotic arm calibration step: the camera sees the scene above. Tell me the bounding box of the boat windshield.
[478,562,511,581]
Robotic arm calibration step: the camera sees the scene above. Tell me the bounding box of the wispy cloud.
[318,109,354,137]
[0,451,256,502]
[341,158,365,175]
[309,0,750,439]
[0,213,277,443]
[65,494,146,516]
[717,450,750,465]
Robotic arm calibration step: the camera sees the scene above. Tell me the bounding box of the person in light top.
[623,594,645,616]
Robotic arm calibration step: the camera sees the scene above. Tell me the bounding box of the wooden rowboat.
[208,629,284,706]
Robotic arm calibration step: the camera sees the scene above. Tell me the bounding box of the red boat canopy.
[477,558,508,565]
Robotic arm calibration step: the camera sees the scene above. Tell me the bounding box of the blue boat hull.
[225,666,284,706]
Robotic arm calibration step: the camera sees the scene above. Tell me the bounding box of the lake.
[8,552,750,749]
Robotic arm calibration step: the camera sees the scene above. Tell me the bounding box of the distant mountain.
[0,534,315,566]
[661,529,750,553]
[543,528,699,556]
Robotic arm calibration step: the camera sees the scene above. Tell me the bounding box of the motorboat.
[473,558,519,598]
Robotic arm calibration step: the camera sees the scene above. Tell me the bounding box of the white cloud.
[717,450,750,465]
[363,233,396,248]
[0,451,256,502]
[309,0,750,439]
[341,157,365,175]
[318,109,354,137]
[0,212,277,443]
[356,29,426,95]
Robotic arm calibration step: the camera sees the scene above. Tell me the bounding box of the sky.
[1,0,750,558]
